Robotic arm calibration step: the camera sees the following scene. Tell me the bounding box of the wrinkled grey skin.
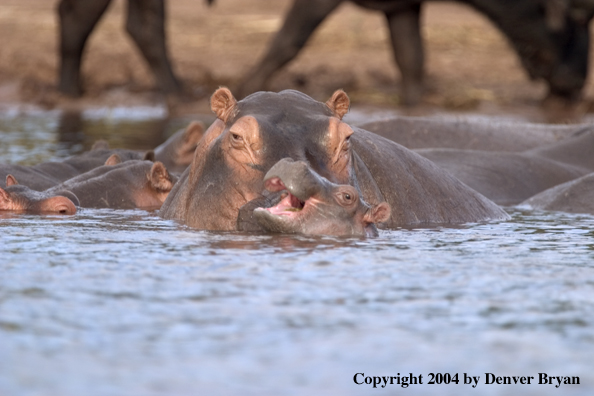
[416,127,594,205]
[153,121,205,175]
[161,88,509,231]
[253,158,391,236]
[359,116,588,152]
[521,172,594,215]
[0,176,79,215]
[0,147,148,191]
[46,160,177,210]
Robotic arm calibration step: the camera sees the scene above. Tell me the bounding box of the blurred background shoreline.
[1,0,594,123]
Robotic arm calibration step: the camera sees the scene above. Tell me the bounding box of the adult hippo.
[520,172,594,215]
[46,158,177,210]
[153,121,205,175]
[160,88,508,230]
[252,158,391,236]
[0,143,149,191]
[358,116,587,152]
[415,127,594,205]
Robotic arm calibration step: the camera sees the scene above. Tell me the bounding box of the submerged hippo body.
[0,144,148,191]
[358,116,587,152]
[416,128,594,205]
[153,121,205,174]
[521,172,594,215]
[46,159,177,210]
[0,175,78,214]
[253,158,391,236]
[160,88,508,230]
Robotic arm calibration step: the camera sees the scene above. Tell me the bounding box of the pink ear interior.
[0,187,12,209]
[104,154,122,166]
[325,90,350,120]
[210,87,238,123]
[150,162,174,191]
[6,174,18,186]
[365,202,391,224]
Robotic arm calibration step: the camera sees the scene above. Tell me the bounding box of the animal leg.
[57,0,112,96]
[385,4,424,106]
[126,0,182,94]
[235,0,343,98]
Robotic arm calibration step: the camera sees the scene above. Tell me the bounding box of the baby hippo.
[46,157,178,210]
[0,175,78,214]
[253,158,391,237]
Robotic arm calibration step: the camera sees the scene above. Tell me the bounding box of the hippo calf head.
[0,175,78,214]
[253,158,390,237]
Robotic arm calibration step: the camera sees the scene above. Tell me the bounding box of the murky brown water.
[1,111,593,396]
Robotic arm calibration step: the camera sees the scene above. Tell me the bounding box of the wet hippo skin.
[415,128,594,206]
[358,116,588,152]
[0,144,149,191]
[0,122,202,192]
[521,172,594,215]
[0,175,78,215]
[46,159,177,210]
[252,158,391,237]
[153,121,205,175]
[160,88,508,230]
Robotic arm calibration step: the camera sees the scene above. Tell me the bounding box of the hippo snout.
[263,158,327,201]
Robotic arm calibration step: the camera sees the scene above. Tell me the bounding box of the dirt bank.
[1,0,593,122]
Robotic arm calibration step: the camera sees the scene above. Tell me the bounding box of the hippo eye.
[344,193,351,200]
[341,136,351,151]
[231,133,243,142]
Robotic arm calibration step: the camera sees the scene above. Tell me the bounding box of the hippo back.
[351,127,509,226]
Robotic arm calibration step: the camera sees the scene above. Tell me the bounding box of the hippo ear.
[183,121,205,145]
[92,140,110,151]
[6,174,19,186]
[211,87,238,123]
[364,202,391,225]
[104,154,122,166]
[143,150,155,162]
[0,186,11,208]
[149,161,174,192]
[325,89,350,120]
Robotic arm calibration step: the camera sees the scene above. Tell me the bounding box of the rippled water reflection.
[1,112,594,396]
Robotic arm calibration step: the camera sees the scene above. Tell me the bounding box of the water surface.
[1,111,593,396]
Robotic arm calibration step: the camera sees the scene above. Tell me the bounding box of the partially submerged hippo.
[521,172,594,215]
[0,142,150,191]
[252,158,391,236]
[46,158,177,210]
[358,116,586,152]
[153,121,205,174]
[416,128,594,206]
[0,175,78,214]
[1,122,203,191]
[160,88,508,230]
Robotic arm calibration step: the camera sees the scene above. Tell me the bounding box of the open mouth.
[261,177,306,216]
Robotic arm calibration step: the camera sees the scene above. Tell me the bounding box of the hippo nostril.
[265,177,286,192]
[56,204,72,214]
